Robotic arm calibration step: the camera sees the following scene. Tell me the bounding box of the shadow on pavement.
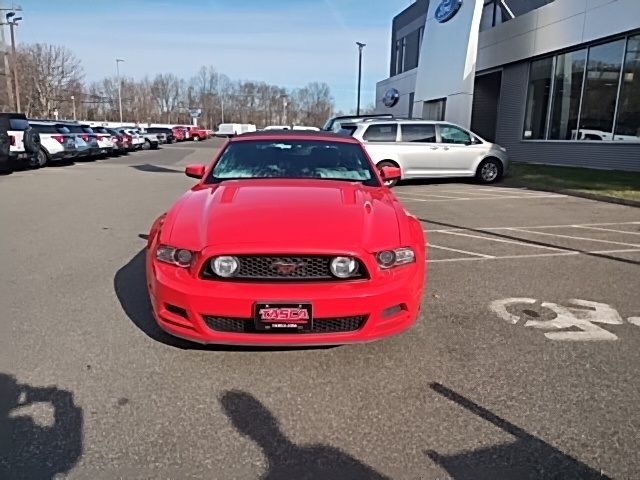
[0,373,83,479]
[220,390,389,480]
[114,248,334,352]
[130,164,182,174]
[425,382,610,480]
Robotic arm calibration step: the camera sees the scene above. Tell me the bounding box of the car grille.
[202,315,367,334]
[201,255,366,281]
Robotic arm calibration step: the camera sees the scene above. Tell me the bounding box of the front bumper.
[146,255,424,346]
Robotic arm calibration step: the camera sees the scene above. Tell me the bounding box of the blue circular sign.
[435,0,463,23]
[383,88,400,108]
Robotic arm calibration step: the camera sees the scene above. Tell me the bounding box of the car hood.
[163,180,404,253]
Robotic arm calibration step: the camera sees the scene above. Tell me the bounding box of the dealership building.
[375,0,640,171]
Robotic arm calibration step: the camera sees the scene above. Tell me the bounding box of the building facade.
[376,0,640,171]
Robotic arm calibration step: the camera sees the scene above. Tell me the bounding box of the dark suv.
[0,113,41,171]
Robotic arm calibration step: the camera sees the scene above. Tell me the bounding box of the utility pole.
[116,58,124,123]
[5,11,21,112]
[71,95,76,120]
[280,94,288,126]
[356,42,366,116]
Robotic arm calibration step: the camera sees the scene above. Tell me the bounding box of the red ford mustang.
[146,131,426,346]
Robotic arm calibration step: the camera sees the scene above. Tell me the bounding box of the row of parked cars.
[0,113,210,173]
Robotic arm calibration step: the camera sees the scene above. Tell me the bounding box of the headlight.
[376,247,415,269]
[330,256,358,278]
[211,256,239,278]
[156,245,193,267]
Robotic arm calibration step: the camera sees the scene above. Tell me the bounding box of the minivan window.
[56,126,71,134]
[81,126,95,134]
[363,124,398,142]
[401,124,436,143]
[9,118,29,130]
[439,125,472,145]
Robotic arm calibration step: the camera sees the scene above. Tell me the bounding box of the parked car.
[29,120,77,165]
[145,130,424,346]
[119,127,145,150]
[112,128,137,152]
[60,122,100,158]
[350,119,509,186]
[146,127,174,144]
[125,128,159,150]
[3,113,41,169]
[186,126,208,141]
[178,125,193,140]
[172,126,187,142]
[105,128,128,153]
[89,126,116,156]
[0,115,11,173]
[322,114,394,133]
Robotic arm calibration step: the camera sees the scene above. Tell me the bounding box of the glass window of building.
[549,49,587,140]
[523,57,553,139]
[395,40,402,75]
[363,124,398,142]
[578,39,625,141]
[615,34,640,141]
[400,37,407,73]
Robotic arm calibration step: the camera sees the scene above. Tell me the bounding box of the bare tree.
[16,43,84,118]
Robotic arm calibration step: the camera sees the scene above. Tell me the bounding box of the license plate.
[254,303,312,332]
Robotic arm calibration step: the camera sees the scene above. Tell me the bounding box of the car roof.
[352,119,455,126]
[232,130,360,143]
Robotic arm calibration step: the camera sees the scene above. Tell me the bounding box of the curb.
[502,182,640,208]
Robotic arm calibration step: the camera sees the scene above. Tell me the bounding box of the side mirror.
[185,164,205,179]
[380,166,401,181]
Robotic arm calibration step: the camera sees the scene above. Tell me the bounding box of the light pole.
[70,95,76,120]
[356,42,366,116]
[280,94,288,126]
[6,12,22,112]
[115,58,124,123]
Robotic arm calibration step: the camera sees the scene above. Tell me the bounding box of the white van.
[215,123,257,136]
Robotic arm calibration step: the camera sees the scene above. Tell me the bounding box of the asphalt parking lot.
[1,141,639,479]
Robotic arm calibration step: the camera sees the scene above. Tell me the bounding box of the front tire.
[142,140,151,150]
[377,160,400,187]
[476,158,503,184]
[193,136,200,142]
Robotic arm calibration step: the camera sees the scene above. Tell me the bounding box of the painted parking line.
[423,221,640,233]
[428,244,495,258]
[427,248,640,263]
[507,228,640,248]
[397,194,565,202]
[572,225,640,236]
[438,230,565,251]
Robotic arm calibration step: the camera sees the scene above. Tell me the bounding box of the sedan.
[146,131,426,346]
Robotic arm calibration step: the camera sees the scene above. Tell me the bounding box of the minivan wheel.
[476,158,503,184]
[377,161,400,187]
[142,139,151,150]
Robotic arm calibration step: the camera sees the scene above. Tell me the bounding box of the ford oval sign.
[435,0,463,23]
[383,88,400,108]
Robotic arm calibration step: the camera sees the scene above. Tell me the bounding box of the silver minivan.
[350,120,509,186]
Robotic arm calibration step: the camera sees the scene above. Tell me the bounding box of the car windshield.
[56,125,71,134]
[66,125,84,133]
[206,139,379,186]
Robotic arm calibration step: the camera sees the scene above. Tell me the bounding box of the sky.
[11,0,410,113]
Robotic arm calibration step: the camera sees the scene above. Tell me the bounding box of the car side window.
[439,125,472,145]
[362,124,398,142]
[401,124,436,142]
